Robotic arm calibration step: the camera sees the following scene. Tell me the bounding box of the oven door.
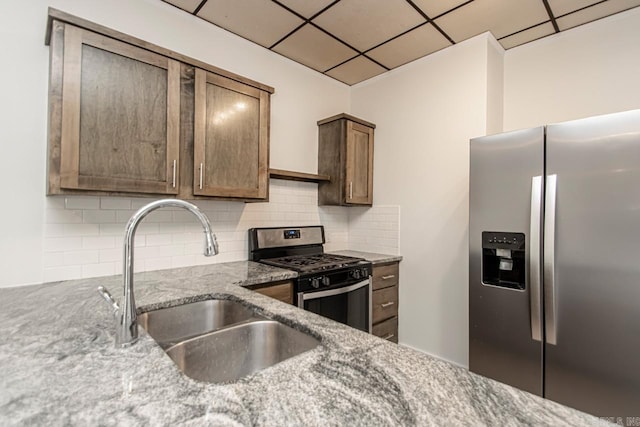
[297,279,371,333]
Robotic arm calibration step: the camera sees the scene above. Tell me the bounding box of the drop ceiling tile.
[325,56,387,85]
[498,22,555,49]
[198,0,304,48]
[547,0,601,17]
[411,0,471,18]
[312,0,425,51]
[164,0,203,13]
[273,24,358,72]
[367,24,451,69]
[556,0,640,30]
[435,0,550,42]
[276,0,337,18]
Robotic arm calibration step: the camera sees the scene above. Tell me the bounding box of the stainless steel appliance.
[469,109,640,418]
[249,226,372,333]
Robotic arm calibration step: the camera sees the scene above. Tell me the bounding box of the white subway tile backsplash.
[63,250,99,266]
[44,265,82,282]
[44,237,83,252]
[82,236,116,250]
[40,181,400,283]
[99,197,132,210]
[65,196,100,210]
[83,210,116,224]
[81,263,115,278]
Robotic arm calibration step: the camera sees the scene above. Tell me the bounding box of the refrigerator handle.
[529,176,543,342]
[544,174,558,345]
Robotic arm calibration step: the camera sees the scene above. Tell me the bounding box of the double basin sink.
[138,299,320,383]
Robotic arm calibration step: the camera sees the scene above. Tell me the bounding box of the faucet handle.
[97,286,120,313]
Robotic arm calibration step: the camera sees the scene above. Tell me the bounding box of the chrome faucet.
[98,199,218,348]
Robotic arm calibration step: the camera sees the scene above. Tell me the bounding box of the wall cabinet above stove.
[318,114,375,206]
[46,11,273,201]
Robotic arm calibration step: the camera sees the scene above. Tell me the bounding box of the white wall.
[0,0,351,287]
[504,7,640,131]
[350,34,501,366]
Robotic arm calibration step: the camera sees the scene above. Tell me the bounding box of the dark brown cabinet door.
[54,23,180,194]
[345,121,374,205]
[318,114,375,206]
[193,69,269,200]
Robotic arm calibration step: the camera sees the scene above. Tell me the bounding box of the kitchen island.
[0,261,608,426]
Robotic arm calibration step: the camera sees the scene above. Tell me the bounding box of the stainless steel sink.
[139,299,321,383]
[138,300,261,349]
[166,320,320,383]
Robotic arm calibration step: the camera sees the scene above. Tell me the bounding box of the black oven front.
[296,267,372,333]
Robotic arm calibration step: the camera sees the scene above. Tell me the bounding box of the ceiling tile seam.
[541,0,560,32]
[404,0,456,44]
[270,0,308,21]
[268,0,344,50]
[363,54,391,71]
[496,20,551,41]
[362,21,432,55]
[309,22,364,57]
[193,0,208,15]
[308,0,342,21]
[268,22,307,50]
[431,0,475,20]
[554,0,607,19]
[322,53,361,73]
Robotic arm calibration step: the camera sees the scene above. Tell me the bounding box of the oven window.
[302,284,369,333]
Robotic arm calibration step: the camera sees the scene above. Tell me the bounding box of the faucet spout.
[105,199,217,348]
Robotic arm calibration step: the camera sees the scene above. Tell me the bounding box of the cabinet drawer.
[372,285,398,324]
[249,281,293,305]
[372,316,398,343]
[372,263,399,290]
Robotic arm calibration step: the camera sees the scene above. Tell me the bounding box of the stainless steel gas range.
[249,226,372,333]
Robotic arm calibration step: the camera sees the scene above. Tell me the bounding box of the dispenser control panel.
[481,231,526,290]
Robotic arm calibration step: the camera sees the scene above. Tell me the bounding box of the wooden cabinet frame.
[46,10,274,200]
[193,69,269,199]
[54,23,180,195]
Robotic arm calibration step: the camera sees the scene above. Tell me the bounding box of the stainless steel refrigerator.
[469,109,640,418]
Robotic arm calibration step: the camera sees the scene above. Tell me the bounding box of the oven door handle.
[297,279,370,307]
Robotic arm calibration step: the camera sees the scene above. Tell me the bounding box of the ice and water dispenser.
[481,232,526,290]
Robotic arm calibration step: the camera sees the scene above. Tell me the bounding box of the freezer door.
[545,109,640,417]
[469,127,544,396]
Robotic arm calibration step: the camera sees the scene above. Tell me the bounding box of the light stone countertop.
[329,250,403,265]
[0,261,609,426]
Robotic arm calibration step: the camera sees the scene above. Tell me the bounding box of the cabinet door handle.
[199,163,204,190]
[381,301,395,308]
[349,181,353,199]
[382,333,395,340]
[172,159,177,188]
[381,275,395,280]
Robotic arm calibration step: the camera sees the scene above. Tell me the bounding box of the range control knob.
[310,278,320,289]
[360,268,369,278]
[351,269,361,279]
[322,276,331,287]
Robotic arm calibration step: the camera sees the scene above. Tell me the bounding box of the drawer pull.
[381,275,396,280]
[382,333,395,340]
[381,301,395,308]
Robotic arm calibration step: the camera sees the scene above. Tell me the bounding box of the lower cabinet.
[371,262,400,343]
[247,280,293,305]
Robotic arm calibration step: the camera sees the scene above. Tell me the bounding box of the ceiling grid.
[163,0,640,85]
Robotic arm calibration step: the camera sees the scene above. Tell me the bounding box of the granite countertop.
[0,261,608,426]
[329,250,403,265]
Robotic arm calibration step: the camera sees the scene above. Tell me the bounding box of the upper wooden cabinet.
[49,22,180,195]
[46,10,274,200]
[318,114,375,206]
[193,70,269,200]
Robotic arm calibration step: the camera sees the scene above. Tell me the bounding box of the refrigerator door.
[469,127,544,395]
[545,109,640,416]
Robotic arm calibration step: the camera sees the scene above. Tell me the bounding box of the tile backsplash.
[43,180,400,283]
